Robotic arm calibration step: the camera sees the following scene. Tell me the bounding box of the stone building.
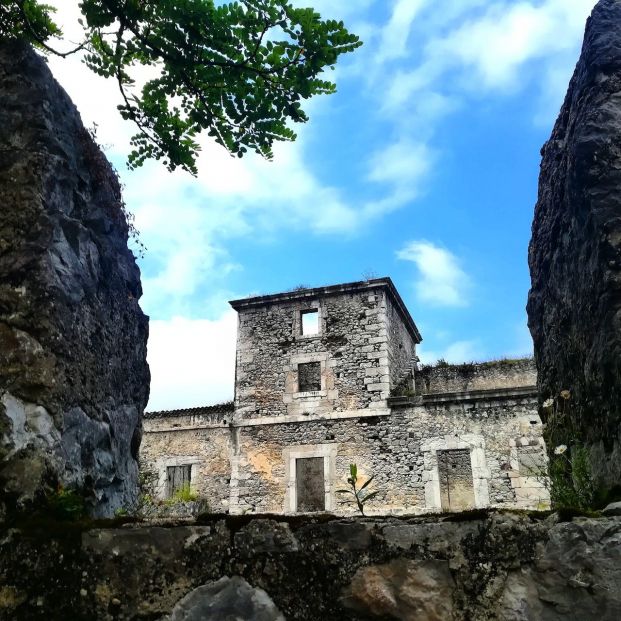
[141,278,549,515]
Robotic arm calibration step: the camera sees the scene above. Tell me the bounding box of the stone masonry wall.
[415,358,537,395]
[141,406,233,511]
[385,294,417,392]
[234,287,395,421]
[229,391,547,515]
[0,41,149,518]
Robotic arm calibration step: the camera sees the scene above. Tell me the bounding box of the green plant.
[166,484,198,505]
[1,0,361,174]
[336,463,379,516]
[543,390,595,511]
[47,486,86,521]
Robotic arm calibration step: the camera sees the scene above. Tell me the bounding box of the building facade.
[141,278,549,515]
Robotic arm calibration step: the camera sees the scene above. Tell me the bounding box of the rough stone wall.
[141,406,233,512]
[415,358,536,395]
[527,0,621,497]
[233,287,393,420]
[228,391,547,515]
[0,41,149,517]
[385,294,417,392]
[1,512,619,621]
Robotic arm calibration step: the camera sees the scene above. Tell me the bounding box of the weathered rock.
[341,558,455,620]
[527,0,621,499]
[1,513,620,620]
[166,576,285,621]
[0,40,149,517]
[603,501,621,516]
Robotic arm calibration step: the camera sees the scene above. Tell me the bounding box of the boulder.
[0,40,149,517]
[167,576,285,621]
[527,0,621,498]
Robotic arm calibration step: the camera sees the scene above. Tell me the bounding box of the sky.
[45,0,598,411]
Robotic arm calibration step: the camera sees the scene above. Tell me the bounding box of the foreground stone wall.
[527,0,621,498]
[0,512,619,620]
[0,41,149,517]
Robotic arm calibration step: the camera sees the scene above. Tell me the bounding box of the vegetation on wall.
[0,0,361,174]
[542,390,595,511]
[336,463,379,516]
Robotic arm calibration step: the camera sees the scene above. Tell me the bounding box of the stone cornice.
[229,277,422,343]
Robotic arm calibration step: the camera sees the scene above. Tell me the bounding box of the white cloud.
[397,240,470,307]
[146,312,237,411]
[384,0,597,108]
[377,0,428,63]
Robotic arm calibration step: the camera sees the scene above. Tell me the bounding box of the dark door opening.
[437,449,475,511]
[296,457,325,512]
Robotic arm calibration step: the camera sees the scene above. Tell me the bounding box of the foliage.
[166,483,198,504]
[46,486,86,521]
[336,463,379,516]
[1,0,361,174]
[543,390,595,511]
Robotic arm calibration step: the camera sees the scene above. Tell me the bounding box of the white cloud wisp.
[397,240,470,307]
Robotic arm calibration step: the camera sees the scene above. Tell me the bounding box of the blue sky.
[47,0,597,410]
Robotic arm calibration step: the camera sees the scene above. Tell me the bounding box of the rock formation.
[0,40,149,518]
[1,513,620,620]
[527,0,621,499]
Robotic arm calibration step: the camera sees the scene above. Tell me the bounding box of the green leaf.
[359,475,374,492]
[360,490,380,504]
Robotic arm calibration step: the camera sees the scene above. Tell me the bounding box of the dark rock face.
[0,40,149,517]
[527,0,621,496]
[0,513,620,620]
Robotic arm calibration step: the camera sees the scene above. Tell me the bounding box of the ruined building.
[142,278,549,514]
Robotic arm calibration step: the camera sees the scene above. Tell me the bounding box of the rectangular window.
[301,309,319,335]
[298,361,321,392]
[296,457,325,512]
[166,464,191,498]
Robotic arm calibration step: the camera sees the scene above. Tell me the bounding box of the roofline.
[144,402,234,419]
[229,277,422,343]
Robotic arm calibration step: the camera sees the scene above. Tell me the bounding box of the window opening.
[166,464,191,498]
[301,309,319,335]
[298,361,321,392]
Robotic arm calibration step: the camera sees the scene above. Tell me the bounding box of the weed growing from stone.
[336,463,379,516]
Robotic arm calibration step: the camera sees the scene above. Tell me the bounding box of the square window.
[301,309,319,335]
[298,361,321,392]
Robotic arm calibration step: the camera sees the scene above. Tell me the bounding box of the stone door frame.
[283,443,337,513]
[154,455,201,500]
[421,434,490,511]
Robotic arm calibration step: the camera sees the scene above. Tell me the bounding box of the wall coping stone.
[388,386,537,407]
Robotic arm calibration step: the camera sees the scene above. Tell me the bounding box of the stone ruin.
[142,278,549,515]
[1,0,621,618]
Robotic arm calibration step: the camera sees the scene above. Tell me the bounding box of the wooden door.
[296,457,325,512]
